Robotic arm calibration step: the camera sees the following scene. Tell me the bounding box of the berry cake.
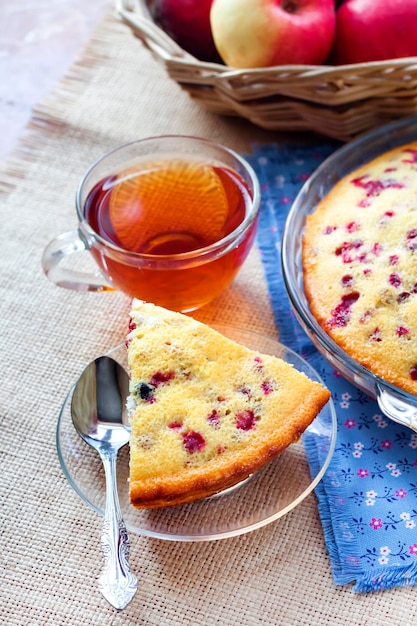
[127,299,330,509]
[302,141,417,395]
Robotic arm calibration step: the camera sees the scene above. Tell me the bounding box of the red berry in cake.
[150,371,175,387]
[341,274,354,287]
[388,273,402,287]
[346,221,360,233]
[396,326,409,337]
[389,255,399,266]
[253,356,264,372]
[128,317,136,333]
[207,410,221,428]
[378,210,396,226]
[371,242,383,256]
[410,366,417,381]
[335,240,364,264]
[324,225,337,235]
[182,431,206,454]
[335,242,346,257]
[352,175,404,197]
[406,229,417,251]
[398,291,410,303]
[261,380,274,395]
[328,292,360,328]
[235,410,256,431]
[125,317,137,346]
[168,421,183,430]
[335,240,363,256]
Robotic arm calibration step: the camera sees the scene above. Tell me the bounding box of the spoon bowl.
[71,355,138,610]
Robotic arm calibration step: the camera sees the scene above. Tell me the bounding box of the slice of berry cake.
[126,300,330,509]
[303,141,417,394]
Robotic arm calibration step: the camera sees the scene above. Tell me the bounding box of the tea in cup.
[42,135,260,312]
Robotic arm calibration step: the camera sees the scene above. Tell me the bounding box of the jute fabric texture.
[2,8,417,625]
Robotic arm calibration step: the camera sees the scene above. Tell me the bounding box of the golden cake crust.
[302,141,417,395]
[127,300,330,509]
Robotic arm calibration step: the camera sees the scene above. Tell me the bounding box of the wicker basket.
[117,0,417,142]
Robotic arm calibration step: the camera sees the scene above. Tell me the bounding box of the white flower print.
[400,512,411,520]
[352,450,362,458]
[386,463,397,471]
[354,442,364,450]
[275,174,285,188]
[406,520,416,529]
[378,556,389,565]
[365,498,376,506]
[380,546,391,556]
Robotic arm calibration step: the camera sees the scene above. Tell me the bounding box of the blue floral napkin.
[247,141,417,593]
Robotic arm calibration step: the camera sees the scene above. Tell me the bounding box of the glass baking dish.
[282,115,417,431]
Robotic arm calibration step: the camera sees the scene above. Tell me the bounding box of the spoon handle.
[98,451,138,609]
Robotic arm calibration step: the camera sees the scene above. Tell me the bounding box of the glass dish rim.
[56,325,337,542]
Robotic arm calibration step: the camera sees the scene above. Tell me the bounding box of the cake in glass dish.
[302,141,417,396]
[126,300,330,509]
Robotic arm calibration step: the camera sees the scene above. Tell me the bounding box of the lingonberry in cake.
[235,410,256,431]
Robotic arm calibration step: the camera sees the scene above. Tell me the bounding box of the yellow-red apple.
[210,0,336,68]
[331,0,417,65]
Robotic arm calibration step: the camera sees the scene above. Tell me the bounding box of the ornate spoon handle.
[98,452,138,610]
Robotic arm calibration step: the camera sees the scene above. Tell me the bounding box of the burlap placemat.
[2,7,417,625]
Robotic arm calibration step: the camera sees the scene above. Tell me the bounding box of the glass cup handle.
[41,229,114,293]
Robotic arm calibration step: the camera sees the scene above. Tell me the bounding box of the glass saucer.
[56,325,337,541]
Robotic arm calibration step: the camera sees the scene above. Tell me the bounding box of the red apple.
[331,0,417,65]
[153,0,221,63]
[210,0,336,68]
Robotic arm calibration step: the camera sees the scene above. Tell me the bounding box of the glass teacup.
[42,135,261,312]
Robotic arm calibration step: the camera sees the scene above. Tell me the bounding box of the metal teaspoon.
[71,356,138,609]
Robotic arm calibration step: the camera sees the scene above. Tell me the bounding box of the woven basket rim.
[117,0,417,77]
